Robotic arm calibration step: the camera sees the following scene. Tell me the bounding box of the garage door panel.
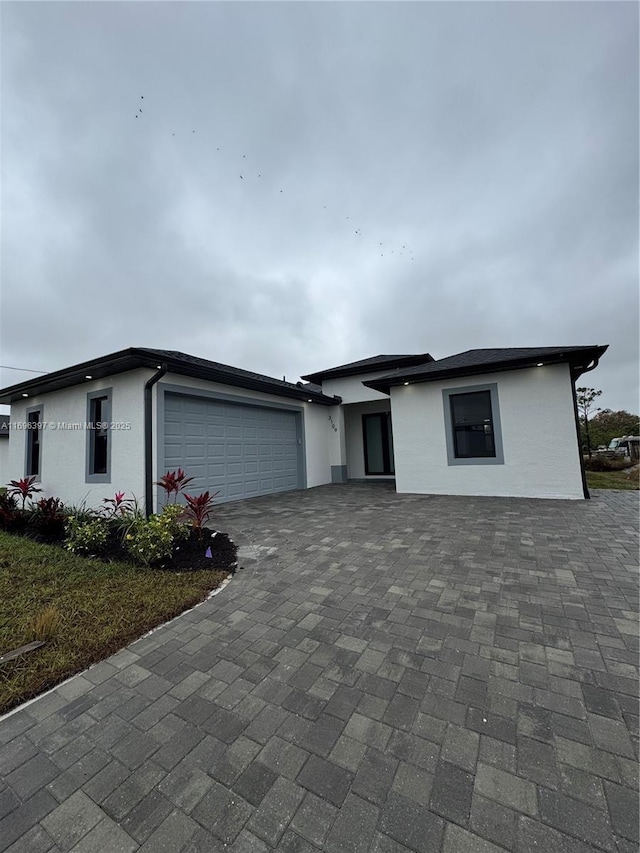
[163,393,301,503]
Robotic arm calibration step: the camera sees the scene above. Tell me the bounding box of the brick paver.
[1,484,638,851]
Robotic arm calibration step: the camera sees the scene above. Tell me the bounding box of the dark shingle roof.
[0,348,340,406]
[301,353,434,384]
[363,346,609,394]
[298,381,323,394]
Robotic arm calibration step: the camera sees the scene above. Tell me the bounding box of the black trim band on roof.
[301,353,434,384]
[363,346,609,394]
[0,347,341,407]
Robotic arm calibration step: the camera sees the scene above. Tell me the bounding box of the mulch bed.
[166,529,237,571]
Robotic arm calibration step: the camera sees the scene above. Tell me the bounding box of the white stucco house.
[0,344,607,511]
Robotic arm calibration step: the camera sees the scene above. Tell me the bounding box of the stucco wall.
[321,372,395,404]
[390,363,584,499]
[0,437,8,486]
[5,370,147,509]
[344,400,393,480]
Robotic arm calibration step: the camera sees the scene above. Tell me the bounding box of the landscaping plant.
[7,476,42,510]
[184,490,219,532]
[124,514,176,567]
[0,491,22,532]
[31,497,67,540]
[102,491,135,517]
[64,516,108,556]
[160,503,191,541]
[155,468,195,503]
[1,468,229,571]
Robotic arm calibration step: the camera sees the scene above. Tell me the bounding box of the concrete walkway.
[1,485,638,852]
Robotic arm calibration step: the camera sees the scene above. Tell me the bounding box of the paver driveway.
[1,484,638,853]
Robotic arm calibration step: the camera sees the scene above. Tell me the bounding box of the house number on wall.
[328,415,338,433]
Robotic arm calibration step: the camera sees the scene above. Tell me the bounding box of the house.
[0,344,607,510]
[0,422,8,485]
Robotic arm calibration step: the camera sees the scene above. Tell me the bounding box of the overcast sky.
[1,1,638,414]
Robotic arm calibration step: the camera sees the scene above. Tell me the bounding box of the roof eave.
[364,346,609,394]
[0,347,340,406]
[301,353,435,384]
[160,359,339,405]
[0,349,150,404]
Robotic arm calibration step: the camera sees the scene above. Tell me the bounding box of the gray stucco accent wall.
[331,465,348,483]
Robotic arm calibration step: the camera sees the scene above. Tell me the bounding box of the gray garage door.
[163,393,302,503]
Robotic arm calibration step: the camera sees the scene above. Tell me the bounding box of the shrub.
[0,492,22,531]
[31,497,66,539]
[583,456,629,472]
[156,469,194,503]
[125,515,174,567]
[102,491,135,517]
[183,490,219,530]
[160,503,191,541]
[64,516,108,556]
[7,476,42,510]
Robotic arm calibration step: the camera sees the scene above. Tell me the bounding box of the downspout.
[144,364,168,517]
[571,358,600,500]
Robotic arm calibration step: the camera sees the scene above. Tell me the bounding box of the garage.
[163,392,303,503]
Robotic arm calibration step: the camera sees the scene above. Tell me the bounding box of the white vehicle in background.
[597,436,640,462]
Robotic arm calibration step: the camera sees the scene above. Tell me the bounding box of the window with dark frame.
[26,410,41,476]
[450,389,496,459]
[89,395,109,475]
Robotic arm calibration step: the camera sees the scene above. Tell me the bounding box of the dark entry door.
[362,412,395,475]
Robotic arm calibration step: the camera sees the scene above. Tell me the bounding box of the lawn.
[587,467,640,491]
[0,531,230,714]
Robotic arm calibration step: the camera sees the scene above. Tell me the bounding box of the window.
[450,390,495,458]
[26,407,42,478]
[442,383,504,466]
[86,389,112,482]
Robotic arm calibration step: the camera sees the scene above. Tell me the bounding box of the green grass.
[0,531,228,714]
[587,468,640,491]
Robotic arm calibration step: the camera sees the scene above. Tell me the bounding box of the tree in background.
[576,387,602,457]
[588,409,640,450]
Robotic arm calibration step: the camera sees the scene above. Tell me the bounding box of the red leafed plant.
[183,490,220,530]
[155,468,195,503]
[33,497,66,538]
[7,476,42,509]
[102,491,134,517]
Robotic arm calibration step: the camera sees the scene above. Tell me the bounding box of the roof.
[300,353,434,384]
[0,348,341,406]
[363,346,609,394]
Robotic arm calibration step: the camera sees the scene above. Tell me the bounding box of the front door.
[362,412,395,475]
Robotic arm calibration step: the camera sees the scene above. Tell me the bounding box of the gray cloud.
[1,1,637,412]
